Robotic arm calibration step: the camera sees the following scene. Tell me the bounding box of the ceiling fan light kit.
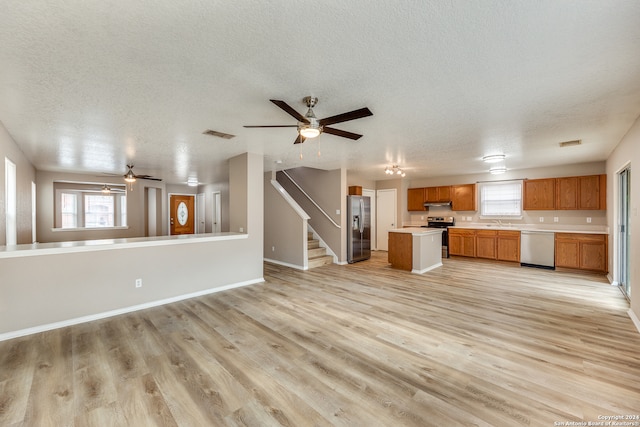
[244,96,372,144]
[385,165,406,177]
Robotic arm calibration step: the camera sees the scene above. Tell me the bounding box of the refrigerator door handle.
[359,199,364,233]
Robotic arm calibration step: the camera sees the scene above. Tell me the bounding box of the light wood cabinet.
[497,230,520,262]
[449,228,476,257]
[523,178,555,210]
[388,232,413,271]
[407,188,427,211]
[476,230,497,259]
[451,184,477,211]
[555,233,607,272]
[470,229,520,262]
[556,174,606,210]
[426,186,452,202]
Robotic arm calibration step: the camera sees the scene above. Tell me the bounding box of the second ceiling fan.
[244,96,373,144]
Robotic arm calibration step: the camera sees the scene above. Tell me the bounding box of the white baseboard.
[628,309,640,335]
[412,262,443,275]
[263,258,307,270]
[0,278,264,342]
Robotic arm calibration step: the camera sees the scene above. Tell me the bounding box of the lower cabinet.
[450,228,521,262]
[497,231,521,262]
[555,233,607,272]
[476,230,497,259]
[449,229,476,257]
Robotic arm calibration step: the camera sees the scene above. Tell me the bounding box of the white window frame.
[52,181,129,231]
[479,180,523,219]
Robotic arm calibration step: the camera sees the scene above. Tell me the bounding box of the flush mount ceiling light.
[187,177,199,187]
[385,165,406,177]
[490,166,508,174]
[482,154,506,163]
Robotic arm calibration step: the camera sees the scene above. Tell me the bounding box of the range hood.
[423,201,452,207]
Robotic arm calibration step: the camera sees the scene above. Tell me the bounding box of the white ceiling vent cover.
[559,139,582,147]
[203,129,236,139]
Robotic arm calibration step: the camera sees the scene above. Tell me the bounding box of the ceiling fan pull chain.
[317,137,321,157]
[299,143,303,160]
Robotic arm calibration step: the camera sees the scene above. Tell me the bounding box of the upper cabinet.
[523,174,606,211]
[407,188,427,211]
[426,186,451,202]
[451,184,477,211]
[556,174,606,210]
[523,178,555,210]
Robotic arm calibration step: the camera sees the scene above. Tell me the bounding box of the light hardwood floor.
[1,252,639,426]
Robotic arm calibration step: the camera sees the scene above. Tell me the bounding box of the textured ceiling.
[1,1,640,185]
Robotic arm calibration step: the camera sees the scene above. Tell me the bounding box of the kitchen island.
[388,228,443,274]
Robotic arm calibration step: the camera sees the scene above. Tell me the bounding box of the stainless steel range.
[421,216,455,258]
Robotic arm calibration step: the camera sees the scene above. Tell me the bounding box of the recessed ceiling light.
[482,154,506,163]
[490,166,507,174]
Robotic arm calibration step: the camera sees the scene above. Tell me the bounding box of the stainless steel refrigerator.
[347,195,371,263]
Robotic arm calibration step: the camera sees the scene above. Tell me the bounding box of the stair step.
[307,239,320,249]
[308,247,326,258]
[308,255,333,269]
[308,231,314,240]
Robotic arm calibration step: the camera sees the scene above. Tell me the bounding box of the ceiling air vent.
[203,129,236,139]
[559,139,582,147]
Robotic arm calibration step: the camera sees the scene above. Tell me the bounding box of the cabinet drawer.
[476,229,497,236]
[556,233,606,242]
[497,230,520,238]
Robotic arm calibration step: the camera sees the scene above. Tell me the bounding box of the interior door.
[212,191,221,233]
[196,193,206,233]
[170,194,195,235]
[619,167,631,297]
[376,189,397,251]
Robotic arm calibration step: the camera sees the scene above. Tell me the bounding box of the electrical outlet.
[539,217,544,222]
[467,216,472,221]
[587,217,592,223]
[336,209,340,215]
[135,278,142,288]
[554,217,559,223]
[271,246,275,252]
[239,227,244,232]
[421,216,424,220]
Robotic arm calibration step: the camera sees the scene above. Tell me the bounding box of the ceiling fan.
[244,97,373,144]
[123,164,162,183]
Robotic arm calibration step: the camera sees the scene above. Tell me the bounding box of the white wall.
[606,116,640,319]
[264,172,307,269]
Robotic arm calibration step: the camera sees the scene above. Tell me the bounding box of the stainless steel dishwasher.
[520,230,555,269]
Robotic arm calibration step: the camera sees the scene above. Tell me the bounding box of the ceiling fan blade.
[243,125,299,128]
[270,99,309,124]
[322,127,363,140]
[294,134,306,144]
[135,175,163,181]
[319,107,373,126]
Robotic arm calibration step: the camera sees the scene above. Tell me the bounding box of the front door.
[170,194,195,235]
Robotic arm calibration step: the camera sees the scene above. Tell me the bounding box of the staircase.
[307,231,333,269]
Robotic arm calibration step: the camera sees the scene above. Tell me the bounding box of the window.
[84,194,114,227]
[60,193,78,228]
[479,180,523,218]
[53,181,128,230]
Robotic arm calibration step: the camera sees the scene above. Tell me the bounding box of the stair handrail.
[280,170,341,229]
